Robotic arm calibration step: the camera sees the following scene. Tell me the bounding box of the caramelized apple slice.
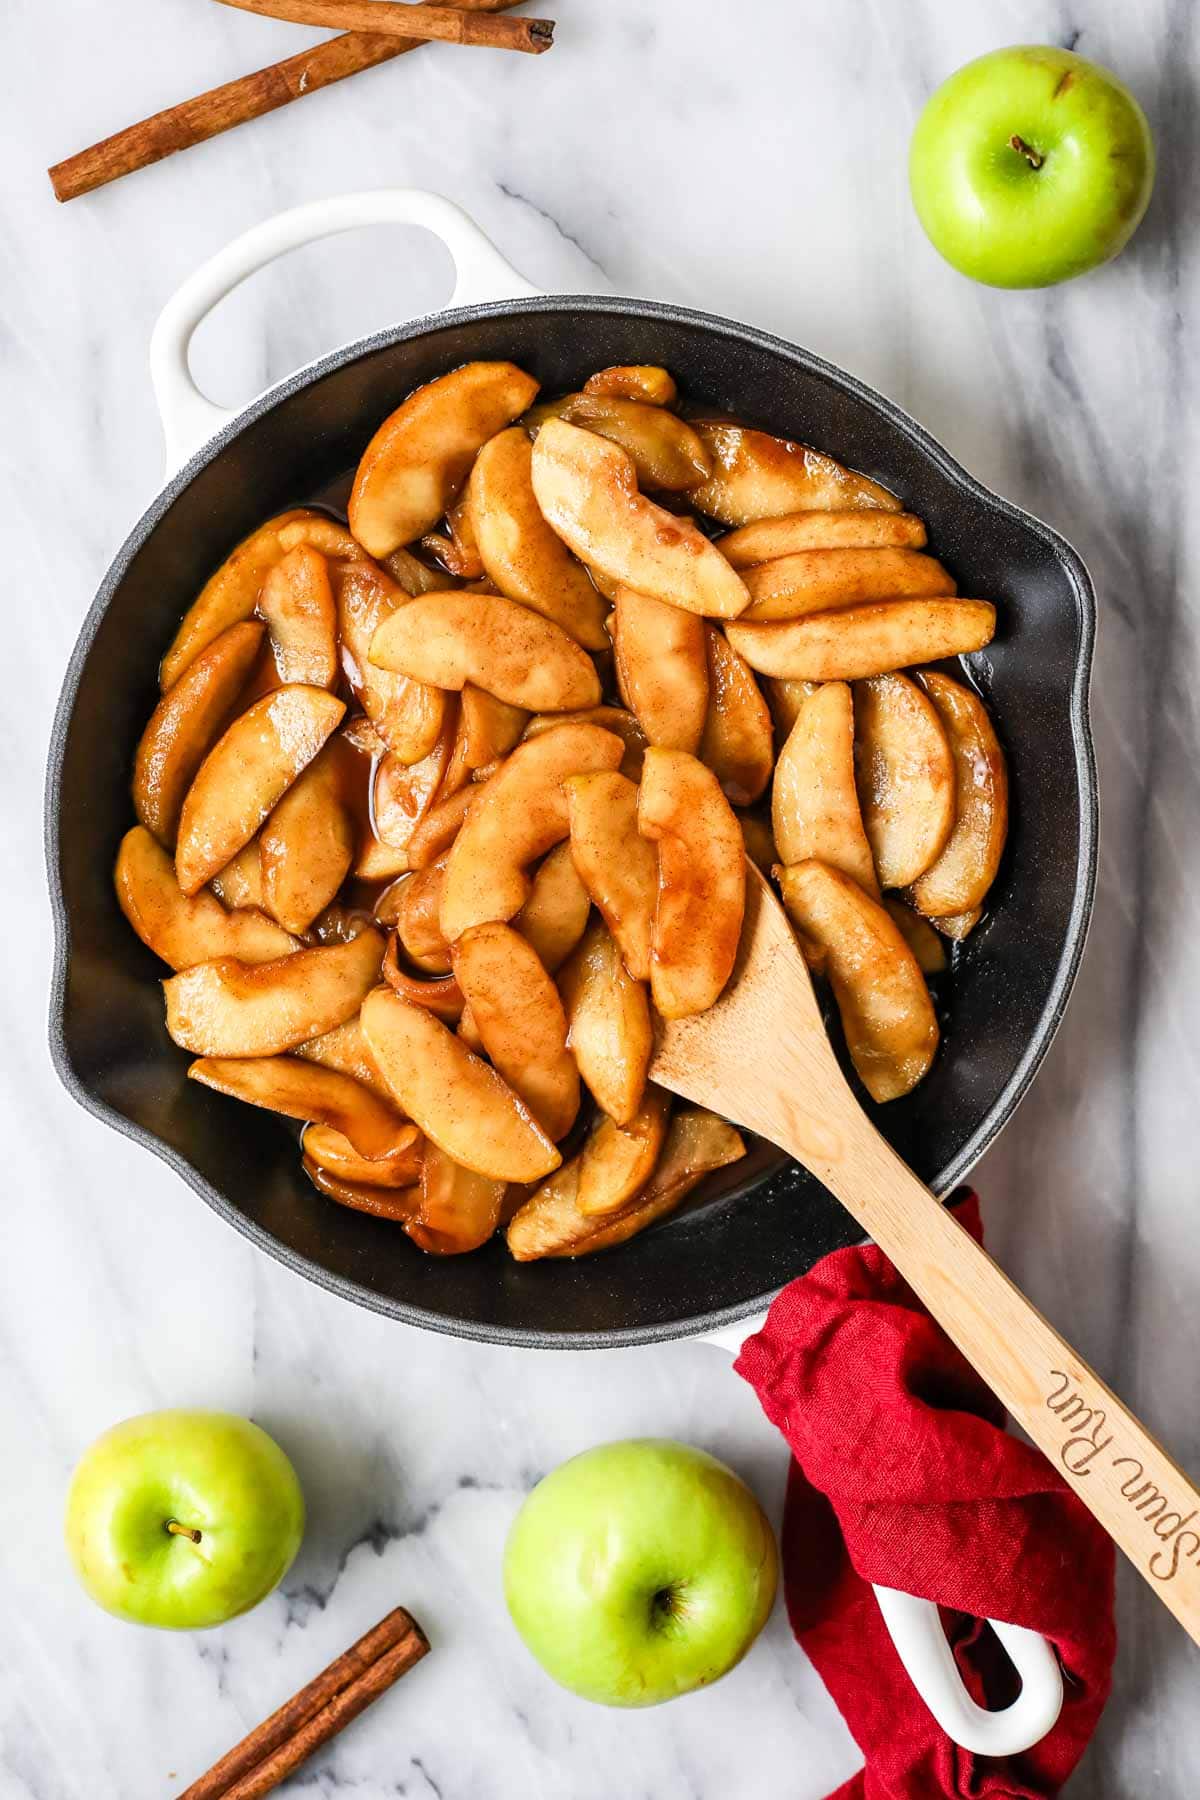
[529,394,712,491]
[134,622,264,845]
[507,1108,745,1261]
[764,677,821,739]
[638,749,745,1020]
[159,509,316,690]
[360,987,560,1182]
[382,546,456,595]
[452,922,579,1141]
[883,898,948,975]
[582,365,677,406]
[440,724,624,942]
[853,673,955,889]
[421,494,484,580]
[382,934,464,1020]
[611,587,708,753]
[700,629,773,804]
[163,929,383,1056]
[440,685,528,796]
[175,686,345,896]
[334,560,448,765]
[189,1053,410,1159]
[522,705,647,781]
[690,425,899,527]
[464,427,610,649]
[530,420,749,618]
[778,860,938,1101]
[277,516,361,560]
[349,361,539,557]
[741,548,954,621]
[577,1086,672,1217]
[209,840,266,910]
[405,780,486,870]
[726,599,996,681]
[295,1015,393,1102]
[258,544,338,686]
[406,1142,507,1255]
[390,858,453,974]
[559,918,652,1125]
[907,672,1008,918]
[515,841,592,973]
[371,705,457,864]
[720,511,928,567]
[302,1122,424,1188]
[369,590,600,713]
[564,771,656,981]
[772,683,877,895]
[115,827,297,970]
[259,745,354,935]
[302,1158,419,1222]
[934,906,984,942]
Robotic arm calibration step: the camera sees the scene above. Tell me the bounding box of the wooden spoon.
[651,866,1200,1643]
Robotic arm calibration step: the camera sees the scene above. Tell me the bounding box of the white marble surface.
[4,0,1199,1793]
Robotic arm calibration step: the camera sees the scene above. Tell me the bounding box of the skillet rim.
[43,293,1099,1349]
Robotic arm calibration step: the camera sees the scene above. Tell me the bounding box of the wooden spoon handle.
[818,1124,1200,1643]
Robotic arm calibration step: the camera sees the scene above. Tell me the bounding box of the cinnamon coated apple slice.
[175,686,345,896]
[209,840,266,910]
[404,780,485,870]
[577,1085,672,1218]
[335,559,449,765]
[360,987,561,1182]
[699,629,774,805]
[611,587,708,753]
[159,509,316,690]
[772,683,878,895]
[582,365,677,407]
[764,676,821,739]
[559,918,652,1125]
[452,922,580,1141]
[564,771,656,981]
[302,1121,424,1187]
[907,671,1008,918]
[637,748,745,1020]
[349,361,540,557]
[726,598,996,682]
[439,724,624,942]
[464,428,610,649]
[776,860,939,1102]
[440,685,528,797]
[294,1015,393,1102]
[258,544,338,687]
[882,898,948,976]
[369,591,601,713]
[719,511,927,567]
[405,1141,507,1255]
[302,1159,420,1222]
[115,827,298,970]
[529,394,712,491]
[381,934,464,1020]
[370,705,457,867]
[530,420,750,618]
[134,622,264,845]
[259,745,355,935]
[740,547,954,621]
[853,673,955,889]
[163,929,384,1056]
[189,1053,411,1160]
[515,841,592,973]
[690,425,900,527]
[388,858,453,974]
[521,705,647,781]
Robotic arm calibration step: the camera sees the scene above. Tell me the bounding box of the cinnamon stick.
[215,0,554,53]
[176,1606,429,1800]
[48,0,522,202]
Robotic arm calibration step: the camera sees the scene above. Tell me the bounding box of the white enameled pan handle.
[702,1323,1064,1756]
[149,188,539,476]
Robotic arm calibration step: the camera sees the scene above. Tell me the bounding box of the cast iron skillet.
[45,193,1097,1349]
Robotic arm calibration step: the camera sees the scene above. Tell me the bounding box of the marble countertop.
[6,0,1199,1793]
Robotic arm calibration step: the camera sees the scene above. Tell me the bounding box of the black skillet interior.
[46,298,1096,1347]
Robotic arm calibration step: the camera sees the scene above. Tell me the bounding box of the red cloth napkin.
[735,1191,1116,1800]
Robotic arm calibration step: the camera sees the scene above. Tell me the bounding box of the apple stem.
[1009,134,1045,170]
[166,1520,203,1544]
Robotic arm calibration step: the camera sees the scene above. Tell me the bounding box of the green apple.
[909,45,1155,288]
[65,1410,304,1630]
[504,1439,778,1707]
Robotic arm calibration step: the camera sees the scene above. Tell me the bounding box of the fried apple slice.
[159,509,316,690]
[522,705,647,780]
[302,1122,424,1188]
[529,394,711,491]
[582,365,677,407]
[638,749,745,1020]
[382,545,456,595]
[564,771,656,981]
[163,929,383,1056]
[302,1158,419,1221]
[276,515,360,560]
[134,622,264,845]
[690,425,899,527]
[360,987,560,1181]
[382,934,464,1020]
[720,511,928,567]
[516,842,592,973]
[440,724,624,942]
[853,673,955,890]
[334,560,448,765]
[934,906,984,942]
[507,1108,744,1260]
[369,590,600,713]
[349,361,539,557]
[740,548,954,621]
[174,686,345,896]
[295,1015,393,1101]
[907,671,1008,918]
[738,812,776,875]
[611,586,708,753]
[464,428,610,650]
[558,919,652,1125]
[764,677,821,739]
[452,922,579,1141]
[577,1086,671,1217]
[421,494,484,581]
[777,861,939,1102]
[404,780,484,870]
[405,1142,507,1255]
[530,420,750,619]
[188,1053,409,1160]
[726,598,996,681]
[115,827,298,970]
[390,859,453,973]
[209,840,266,910]
[883,898,948,976]
[258,544,338,686]
[258,744,354,935]
[440,684,528,797]
[700,629,773,804]
[371,704,457,862]
[772,682,877,894]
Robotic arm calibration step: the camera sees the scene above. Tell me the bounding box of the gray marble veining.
[4,0,1199,1793]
